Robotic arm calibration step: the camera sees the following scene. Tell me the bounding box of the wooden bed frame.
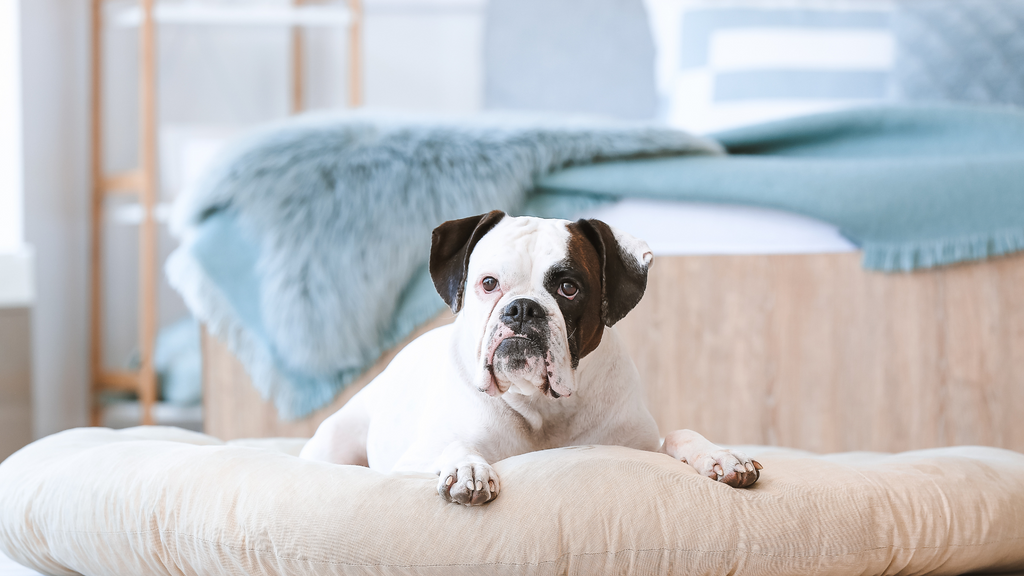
[203,251,1024,454]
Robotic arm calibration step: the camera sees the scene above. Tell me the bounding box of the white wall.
[364,0,484,112]
[20,0,92,437]
[0,0,22,253]
[0,2,34,458]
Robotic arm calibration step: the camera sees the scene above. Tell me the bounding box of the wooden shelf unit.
[89,0,363,426]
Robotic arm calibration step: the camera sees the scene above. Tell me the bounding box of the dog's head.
[429,211,653,399]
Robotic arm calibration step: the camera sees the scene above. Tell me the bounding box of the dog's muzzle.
[493,337,542,371]
[486,298,565,398]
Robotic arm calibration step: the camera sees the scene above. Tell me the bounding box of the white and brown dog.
[301,211,761,505]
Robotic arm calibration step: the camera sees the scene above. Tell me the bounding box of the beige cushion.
[2,427,1024,576]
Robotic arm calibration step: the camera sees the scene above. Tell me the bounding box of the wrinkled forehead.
[467,216,571,285]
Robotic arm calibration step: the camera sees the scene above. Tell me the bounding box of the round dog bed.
[1,427,1024,576]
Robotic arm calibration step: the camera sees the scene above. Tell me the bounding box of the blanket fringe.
[862,227,1024,272]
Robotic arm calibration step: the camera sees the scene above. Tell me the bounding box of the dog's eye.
[558,281,578,299]
[482,277,499,293]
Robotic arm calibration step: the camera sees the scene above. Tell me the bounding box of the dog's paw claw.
[437,462,500,506]
[691,450,760,488]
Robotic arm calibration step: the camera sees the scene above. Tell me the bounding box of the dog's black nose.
[500,298,545,333]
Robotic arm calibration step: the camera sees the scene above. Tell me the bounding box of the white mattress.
[576,198,857,256]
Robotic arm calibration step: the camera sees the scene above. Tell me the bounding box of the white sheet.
[577,198,857,256]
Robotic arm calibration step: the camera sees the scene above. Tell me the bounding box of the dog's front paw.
[437,460,500,506]
[687,449,762,488]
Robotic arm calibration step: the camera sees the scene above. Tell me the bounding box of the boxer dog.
[301,211,761,506]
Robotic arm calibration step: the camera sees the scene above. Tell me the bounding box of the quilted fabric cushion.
[891,0,1024,106]
[2,427,1024,576]
[644,0,895,133]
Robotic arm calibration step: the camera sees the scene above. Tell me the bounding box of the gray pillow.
[891,0,1024,106]
[483,0,658,120]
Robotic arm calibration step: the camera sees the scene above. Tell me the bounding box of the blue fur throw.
[167,111,721,419]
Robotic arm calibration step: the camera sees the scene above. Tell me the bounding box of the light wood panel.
[291,0,304,114]
[88,0,105,427]
[203,313,455,440]
[347,0,363,107]
[88,0,159,426]
[615,251,1024,453]
[292,0,363,112]
[203,252,1024,453]
[137,0,159,425]
[90,0,365,428]
[0,309,32,461]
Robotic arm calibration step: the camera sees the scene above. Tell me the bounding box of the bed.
[180,0,1024,452]
[200,197,1024,453]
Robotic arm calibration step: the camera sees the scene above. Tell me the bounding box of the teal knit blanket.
[537,105,1024,271]
[167,105,1024,419]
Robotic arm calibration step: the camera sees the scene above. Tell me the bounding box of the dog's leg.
[299,394,370,466]
[662,429,761,488]
[434,441,500,506]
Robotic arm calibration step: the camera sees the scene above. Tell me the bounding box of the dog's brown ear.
[573,218,653,326]
[430,211,506,313]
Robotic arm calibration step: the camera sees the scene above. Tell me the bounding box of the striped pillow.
[647,0,895,133]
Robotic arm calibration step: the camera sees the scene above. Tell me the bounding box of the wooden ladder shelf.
[89,0,362,426]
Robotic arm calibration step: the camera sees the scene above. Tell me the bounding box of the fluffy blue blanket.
[167,105,1024,419]
[167,112,721,418]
